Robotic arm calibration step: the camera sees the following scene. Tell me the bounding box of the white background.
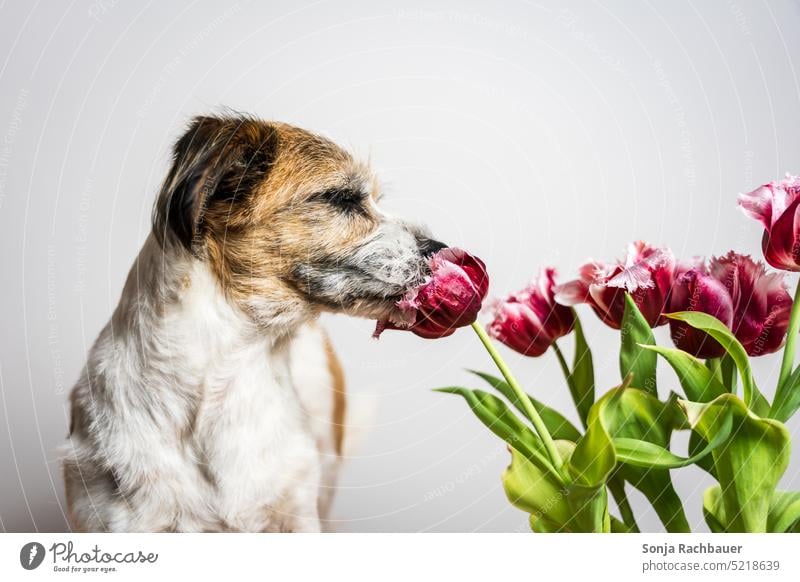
[0,0,799,532]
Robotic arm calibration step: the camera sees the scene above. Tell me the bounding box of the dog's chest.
[189,342,319,528]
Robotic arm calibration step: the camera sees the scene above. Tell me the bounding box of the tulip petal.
[708,252,792,356]
[488,268,574,357]
[374,247,488,339]
[762,196,800,272]
[738,184,778,229]
[557,243,674,329]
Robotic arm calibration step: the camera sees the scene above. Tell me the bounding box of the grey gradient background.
[1,0,799,532]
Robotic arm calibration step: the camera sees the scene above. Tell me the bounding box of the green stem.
[471,322,563,471]
[777,277,800,394]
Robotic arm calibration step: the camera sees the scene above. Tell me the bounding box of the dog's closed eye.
[315,187,368,215]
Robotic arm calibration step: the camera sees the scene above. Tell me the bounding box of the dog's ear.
[153,115,277,253]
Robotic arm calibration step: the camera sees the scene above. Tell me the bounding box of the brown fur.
[323,332,347,456]
[153,116,385,328]
[64,114,440,532]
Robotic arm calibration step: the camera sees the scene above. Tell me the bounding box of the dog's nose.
[417,237,448,257]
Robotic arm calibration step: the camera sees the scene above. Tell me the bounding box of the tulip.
[373,247,489,339]
[738,174,800,271]
[487,268,575,357]
[668,261,734,359]
[708,252,791,356]
[554,241,675,329]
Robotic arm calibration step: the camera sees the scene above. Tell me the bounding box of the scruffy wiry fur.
[63,114,443,532]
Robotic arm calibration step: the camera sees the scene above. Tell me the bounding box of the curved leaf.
[688,431,717,478]
[768,491,800,533]
[568,400,616,488]
[642,345,726,402]
[612,414,731,469]
[619,294,657,394]
[681,394,791,532]
[504,441,610,533]
[435,387,556,474]
[665,312,769,414]
[705,486,800,533]
[503,444,571,532]
[580,385,691,532]
[467,370,582,442]
[702,486,727,533]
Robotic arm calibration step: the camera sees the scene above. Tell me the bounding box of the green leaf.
[503,441,610,532]
[705,357,722,384]
[770,363,800,422]
[642,345,726,402]
[583,385,691,532]
[704,487,800,533]
[608,477,639,532]
[610,515,635,533]
[570,314,595,426]
[467,370,582,442]
[768,491,800,533]
[681,394,791,532]
[435,387,556,474]
[688,431,717,478]
[612,413,731,468]
[441,383,609,533]
[619,294,657,394]
[646,346,728,480]
[665,312,769,415]
[702,486,727,533]
[719,354,738,392]
[503,444,570,531]
[568,399,616,489]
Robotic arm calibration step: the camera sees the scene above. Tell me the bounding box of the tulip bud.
[488,268,575,357]
[738,174,800,271]
[373,247,489,339]
[668,263,734,359]
[554,241,675,329]
[708,252,791,356]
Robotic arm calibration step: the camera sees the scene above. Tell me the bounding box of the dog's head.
[153,114,445,330]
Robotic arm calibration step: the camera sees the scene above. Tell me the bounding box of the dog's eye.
[316,187,368,215]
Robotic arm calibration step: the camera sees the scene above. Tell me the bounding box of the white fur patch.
[64,236,337,532]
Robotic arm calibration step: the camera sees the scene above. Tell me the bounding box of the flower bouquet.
[376,175,800,533]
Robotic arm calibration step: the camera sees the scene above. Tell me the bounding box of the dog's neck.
[112,235,307,389]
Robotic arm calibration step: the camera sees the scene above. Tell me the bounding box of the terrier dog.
[63,114,445,532]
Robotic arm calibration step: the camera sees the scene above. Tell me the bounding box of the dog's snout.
[417,237,447,258]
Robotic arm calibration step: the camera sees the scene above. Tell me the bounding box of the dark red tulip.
[487,268,575,357]
[708,252,791,356]
[554,241,675,329]
[738,174,800,271]
[668,260,735,359]
[373,247,489,339]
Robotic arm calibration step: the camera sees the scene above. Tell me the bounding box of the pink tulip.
[487,268,575,357]
[738,174,800,271]
[668,261,735,359]
[554,241,675,329]
[373,247,489,339]
[708,252,791,356]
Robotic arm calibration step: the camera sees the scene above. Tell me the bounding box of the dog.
[63,114,446,532]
